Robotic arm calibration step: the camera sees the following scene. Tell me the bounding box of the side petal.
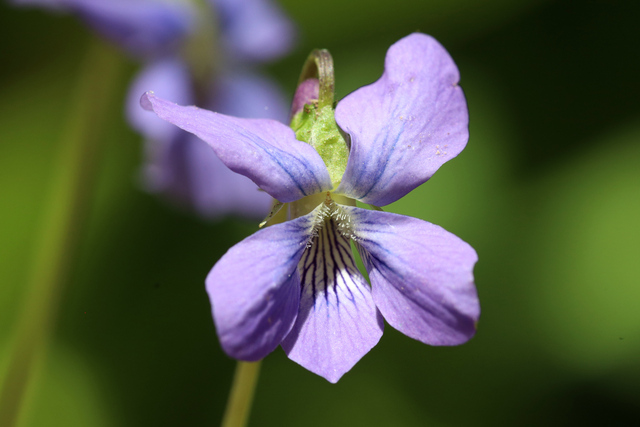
[336,33,469,206]
[345,207,479,345]
[210,0,296,62]
[206,214,315,360]
[282,217,384,383]
[184,72,289,218]
[143,132,273,220]
[131,65,284,219]
[141,92,332,203]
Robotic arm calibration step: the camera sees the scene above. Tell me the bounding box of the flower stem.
[221,361,262,427]
[0,39,123,427]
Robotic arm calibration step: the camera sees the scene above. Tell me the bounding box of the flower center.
[305,193,356,247]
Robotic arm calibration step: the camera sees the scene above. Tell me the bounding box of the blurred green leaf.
[280,0,549,47]
[523,123,640,373]
[23,344,118,427]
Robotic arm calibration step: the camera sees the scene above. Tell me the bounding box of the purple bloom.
[12,0,195,57]
[142,33,479,382]
[15,0,295,219]
[211,0,296,62]
[126,59,285,218]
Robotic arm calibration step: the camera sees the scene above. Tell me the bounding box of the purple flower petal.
[141,92,332,203]
[336,33,469,206]
[289,78,319,120]
[127,58,194,144]
[130,65,285,219]
[143,132,273,219]
[126,59,192,206]
[281,217,384,383]
[180,134,274,219]
[180,72,288,218]
[210,0,296,62]
[345,206,479,345]
[206,214,315,360]
[59,0,194,56]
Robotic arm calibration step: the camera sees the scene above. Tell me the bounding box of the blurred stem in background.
[221,361,262,427]
[0,38,124,427]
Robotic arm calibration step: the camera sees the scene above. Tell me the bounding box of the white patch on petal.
[299,217,365,305]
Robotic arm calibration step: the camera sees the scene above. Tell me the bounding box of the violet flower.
[15,0,296,219]
[142,33,480,382]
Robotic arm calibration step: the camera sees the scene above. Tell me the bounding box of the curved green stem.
[0,39,123,427]
[297,49,335,108]
[221,361,262,427]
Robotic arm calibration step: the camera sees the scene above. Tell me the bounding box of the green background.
[1,0,639,425]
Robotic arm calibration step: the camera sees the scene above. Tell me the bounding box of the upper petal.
[335,33,469,206]
[210,0,296,62]
[345,207,479,345]
[281,216,383,383]
[206,214,315,360]
[141,92,332,202]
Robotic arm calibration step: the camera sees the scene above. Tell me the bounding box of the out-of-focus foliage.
[524,125,640,371]
[1,0,639,426]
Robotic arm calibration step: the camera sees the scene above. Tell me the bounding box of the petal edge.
[346,207,479,346]
[141,92,332,202]
[336,33,469,206]
[207,214,315,360]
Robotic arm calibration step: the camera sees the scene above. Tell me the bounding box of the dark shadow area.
[521,379,640,426]
[460,0,640,176]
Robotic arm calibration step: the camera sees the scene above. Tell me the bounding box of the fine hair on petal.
[307,194,356,248]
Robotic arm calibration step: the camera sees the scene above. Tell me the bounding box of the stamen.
[306,193,356,247]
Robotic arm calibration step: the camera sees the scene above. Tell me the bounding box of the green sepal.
[291,103,349,188]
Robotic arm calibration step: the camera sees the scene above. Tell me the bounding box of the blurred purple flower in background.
[14,0,296,219]
[141,33,480,382]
